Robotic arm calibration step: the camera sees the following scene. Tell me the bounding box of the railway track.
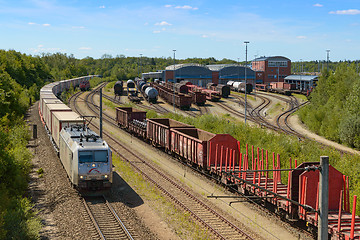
[73,86,254,240]
[225,91,309,139]
[198,104,210,115]
[83,195,135,240]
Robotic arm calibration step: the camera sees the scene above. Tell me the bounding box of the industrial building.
[142,63,255,87]
[284,75,318,91]
[207,64,255,85]
[251,56,291,84]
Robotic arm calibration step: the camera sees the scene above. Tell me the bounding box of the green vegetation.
[291,59,360,74]
[0,50,48,239]
[299,64,360,148]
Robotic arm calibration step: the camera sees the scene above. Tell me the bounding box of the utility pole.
[99,88,103,138]
[173,50,176,112]
[254,54,257,101]
[318,156,329,240]
[140,54,143,78]
[326,50,330,71]
[244,41,249,125]
[237,58,240,82]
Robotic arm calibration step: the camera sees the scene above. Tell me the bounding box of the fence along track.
[83,195,135,240]
[75,85,254,240]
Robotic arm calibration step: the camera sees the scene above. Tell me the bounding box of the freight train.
[227,81,253,94]
[172,81,207,105]
[115,106,360,240]
[135,79,159,103]
[255,83,312,96]
[152,81,192,110]
[39,75,113,191]
[207,83,231,98]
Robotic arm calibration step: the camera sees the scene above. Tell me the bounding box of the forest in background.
[2,49,360,238]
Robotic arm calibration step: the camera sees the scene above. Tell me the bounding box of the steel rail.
[74,86,254,240]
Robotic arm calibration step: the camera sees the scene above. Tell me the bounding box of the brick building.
[251,56,291,84]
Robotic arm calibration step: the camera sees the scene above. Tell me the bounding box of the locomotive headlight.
[92,164,96,167]
[80,175,84,179]
[104,175,108,179]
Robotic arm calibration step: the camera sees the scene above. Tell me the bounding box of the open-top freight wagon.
[152,81,192,110]
[115,106,360,239]
[179,81,207,105]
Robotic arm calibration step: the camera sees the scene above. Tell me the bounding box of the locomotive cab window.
[94,151,108,162]
[79,150,108,163]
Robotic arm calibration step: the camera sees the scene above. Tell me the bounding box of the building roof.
[207,64,245,71]
[284,75,319,81]
[165,63,205,70]
[252,56,291,62]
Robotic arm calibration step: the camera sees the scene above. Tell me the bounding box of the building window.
[268,61,288,67]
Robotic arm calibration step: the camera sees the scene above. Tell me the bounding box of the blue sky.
[1,0,359,61]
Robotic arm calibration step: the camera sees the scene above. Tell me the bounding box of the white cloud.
[72,26,85,29]
[43,23,50,27]
[155,21,172,26]
[30,45,63,54]
[202,34,209,38]
[175,5,198,10]
[297,36,307,39]
[313,3,323,7]
[99,6,105,9]
[164,5,172,8]
[153,30,161,33]
[28,22,36,25]
[79,47,92,50]
[329,9,360,15]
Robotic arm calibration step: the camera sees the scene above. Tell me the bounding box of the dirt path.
[289,114,360,155]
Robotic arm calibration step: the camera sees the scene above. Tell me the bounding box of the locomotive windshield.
[79,150,108,163]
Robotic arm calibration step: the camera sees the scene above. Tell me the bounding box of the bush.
[340,114,360,148]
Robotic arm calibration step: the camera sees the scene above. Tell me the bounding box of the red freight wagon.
[175,93,192,110]
[116,107,146,128]
[146,118,194,150]
[190,91,207,106]
[175,83,189,94]
[170,128,239,169]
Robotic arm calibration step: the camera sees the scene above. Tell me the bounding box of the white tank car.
[59,125,112,190]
